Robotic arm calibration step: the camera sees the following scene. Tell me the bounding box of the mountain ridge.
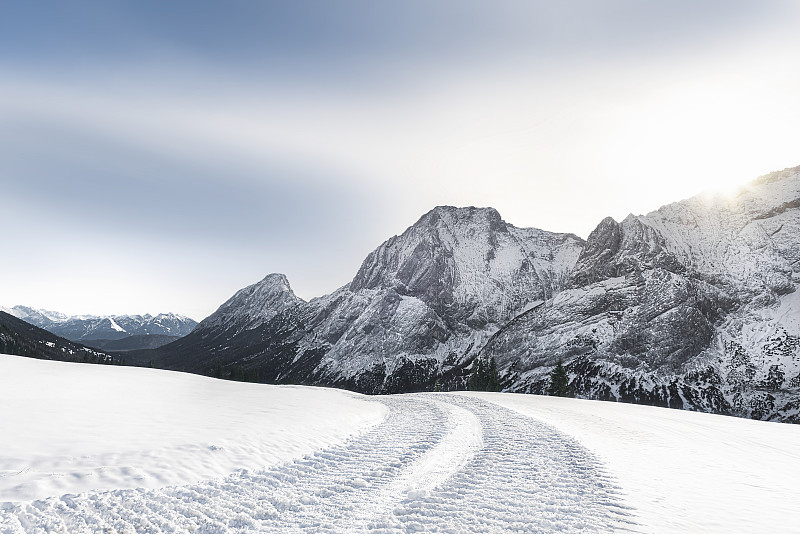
[482,165,800,422]
[3,306,198,342]
[139,165,800,422]
[143,205,584,391]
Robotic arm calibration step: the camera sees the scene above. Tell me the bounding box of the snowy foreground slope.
[0,356,385,501]
[470,392,800,534]
[2,356,799,533]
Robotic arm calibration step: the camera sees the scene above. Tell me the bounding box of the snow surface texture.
[0,355,386,502]
[470,391,800,534]
[0,363,636,533]
[5,357,798,533]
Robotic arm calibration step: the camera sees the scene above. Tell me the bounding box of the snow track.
[383,400,482,502]
[1,395,638,533]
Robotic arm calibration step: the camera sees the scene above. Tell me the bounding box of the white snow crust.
[107,317,126,333]
[0,355,386,502]
[3,355,798,533]
[468,391,800,534]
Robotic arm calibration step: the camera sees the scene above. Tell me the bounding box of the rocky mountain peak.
[350,206,508,294]
[197,273,303,334]
[569,216,622,288]
[6,305,68,326]
[254,273,294,292]
[420,205,504,229]
[345,205,584,339]
[751,164,800,187]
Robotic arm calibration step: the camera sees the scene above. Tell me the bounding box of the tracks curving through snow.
[1,394,639,533]
[384,400,483,502]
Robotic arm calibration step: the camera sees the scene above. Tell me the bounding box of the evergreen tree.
[213,360,223,379]
[229,364,259,383]
[468,357,485,390]
[547,358,572,397]
[487,356,500,392]
[469,356,501,392]
[765,364,785,392]
[230,364,244,381]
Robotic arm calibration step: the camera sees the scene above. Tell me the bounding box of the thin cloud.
[1,1,799,318]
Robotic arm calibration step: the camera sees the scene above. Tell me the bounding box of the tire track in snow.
[385,400,482,500]
[375,395,640,533]
[1,394,638,533]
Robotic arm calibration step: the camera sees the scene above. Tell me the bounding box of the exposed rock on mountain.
[144,166,800,422]
[197,273,302,335]
[482,166,800,422]
[2,306,67,328]
[147,207,584,391]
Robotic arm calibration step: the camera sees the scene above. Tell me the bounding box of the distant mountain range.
[1,306,197,351]
[0,311,118,364]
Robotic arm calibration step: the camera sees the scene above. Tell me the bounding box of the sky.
[2,1,800,321]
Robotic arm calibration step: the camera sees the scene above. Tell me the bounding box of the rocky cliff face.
[300,207,584,389]
[154,206,584,392]
[482,166,800,422]
[148,166,800,422]
[195,274,303,334]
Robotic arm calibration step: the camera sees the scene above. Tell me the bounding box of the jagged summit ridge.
[150,206,585,391]
[6,306,198,341]
[144,166,800,421]
[350,205,583,325]
[197,273,304,335]
[296,205,586,385]
[482,166,800,422]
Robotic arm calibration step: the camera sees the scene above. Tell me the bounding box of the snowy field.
[468,392,800,533]
[1,355,799,533]
[0,356,386,501]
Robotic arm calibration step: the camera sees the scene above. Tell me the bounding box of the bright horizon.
[2,1,799,320]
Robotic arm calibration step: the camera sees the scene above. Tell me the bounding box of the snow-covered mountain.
[302,206,584,390]
[150,207,583,391]
[0,311,117,364]
[195,273,303,335]
[1,306,68,327]
[482,165,800,422]
[5,306,197,342]
[147,165,800,422]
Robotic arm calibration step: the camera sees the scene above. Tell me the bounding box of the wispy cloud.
[2,1,799,318]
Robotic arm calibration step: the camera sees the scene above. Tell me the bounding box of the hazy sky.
[2,1,799,320]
